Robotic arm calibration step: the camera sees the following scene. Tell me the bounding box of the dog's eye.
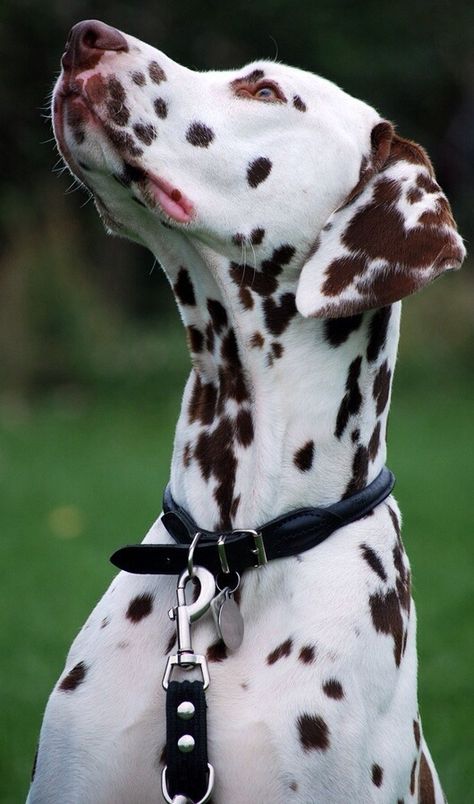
[253,82,285,102]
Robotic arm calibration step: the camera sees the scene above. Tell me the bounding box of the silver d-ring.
[161,763,215,804]
[187,531,202,577]
[216,570,240,594]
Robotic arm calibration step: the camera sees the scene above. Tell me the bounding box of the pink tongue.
[148,178,194,223]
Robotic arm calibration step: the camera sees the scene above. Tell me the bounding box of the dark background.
[1,0,473,395]
[1,1,473,801]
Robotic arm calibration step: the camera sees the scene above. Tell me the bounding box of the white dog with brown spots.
[28,19,464,803]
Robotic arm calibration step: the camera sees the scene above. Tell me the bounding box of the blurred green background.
[1,1,473,801]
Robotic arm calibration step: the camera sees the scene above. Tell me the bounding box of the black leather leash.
[111,466,395,577]
[111,466,395,804]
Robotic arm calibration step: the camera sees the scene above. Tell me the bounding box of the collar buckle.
[244,529,267,568]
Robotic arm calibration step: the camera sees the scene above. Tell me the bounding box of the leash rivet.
[177,734,195,753]
[177,701,195,720]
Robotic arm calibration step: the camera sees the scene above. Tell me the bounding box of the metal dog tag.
[211,589,244,651]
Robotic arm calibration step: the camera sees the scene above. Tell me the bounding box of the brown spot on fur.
[187,325,204,353]
[373,360,391,416]
[247,157,272,188]
[369,589,404,666]
[322,254,368,296]
[103,127,143,157]
[293,95,307,111]
[149,61,167,84]
[414,719,421,749]
[188,375,217,425]
[323,679,344,699]
[387,505,401,540]
[418,751,435,803]
[251,227,265,244]
[267,638,293,665]
[236,408,254,447]
[335,356,363,438]
[205,321,215,352]
[85,73,108,104]
[413,720,421,748]
[410,759,417,794]
[207,299,228,333]
[294,440,314,472]
[297,714,330,751]
[230,494,240,519]
[344,445,369,497]
[299,645,315,664]
[220,329,241,367]
[195,416,237,528]
[394,544,411,613]
[126,593,153,623]
[58,661,87,692]
[132,71,146,86]
[271,342,284,359]
[360,543,387,581]
[239,287,254,309]
[174,268,196,305]
[263,293,296,336]
[154,97,168,119]
[133,122,156,145]
[372,764,383,787]
[186,122,215,148]
[250,332,264,349]
[207,640,228,662]
[366,307,391,362]
[325,314,363,347]
[368,421,381,461]
[230,261,278,297]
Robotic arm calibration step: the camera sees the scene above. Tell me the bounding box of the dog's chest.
[46,502,415,802]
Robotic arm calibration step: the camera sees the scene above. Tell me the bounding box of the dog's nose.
[61,20,128,72]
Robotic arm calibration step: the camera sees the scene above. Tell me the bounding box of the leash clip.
[163,565,215,690]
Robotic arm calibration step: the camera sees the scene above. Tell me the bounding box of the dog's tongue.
[147,176,194,223]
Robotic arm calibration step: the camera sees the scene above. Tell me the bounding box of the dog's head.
[53,20,465,315]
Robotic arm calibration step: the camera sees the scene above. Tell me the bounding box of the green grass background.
[1,335,473,803]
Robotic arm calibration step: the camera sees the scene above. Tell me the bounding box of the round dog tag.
[218,596,244,651]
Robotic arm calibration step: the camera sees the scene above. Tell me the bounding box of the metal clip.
[162,565,215,690]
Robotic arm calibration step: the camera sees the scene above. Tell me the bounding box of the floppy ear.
[296,121,466,318]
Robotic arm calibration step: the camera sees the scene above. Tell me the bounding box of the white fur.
[27,23,451,803]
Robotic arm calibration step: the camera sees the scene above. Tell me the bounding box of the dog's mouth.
[53,77,195,225]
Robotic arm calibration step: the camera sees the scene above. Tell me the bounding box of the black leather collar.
[110,467,395,577]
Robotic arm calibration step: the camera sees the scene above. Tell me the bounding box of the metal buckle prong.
[249,529,267,567]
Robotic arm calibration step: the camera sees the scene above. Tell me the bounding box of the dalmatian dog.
[28,19,465,804]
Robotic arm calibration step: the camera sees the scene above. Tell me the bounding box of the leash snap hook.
[163,565,215,690]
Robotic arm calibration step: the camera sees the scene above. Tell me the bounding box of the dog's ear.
[296,121,466,318]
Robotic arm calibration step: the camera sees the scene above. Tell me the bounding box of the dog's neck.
[153,233,400,531]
